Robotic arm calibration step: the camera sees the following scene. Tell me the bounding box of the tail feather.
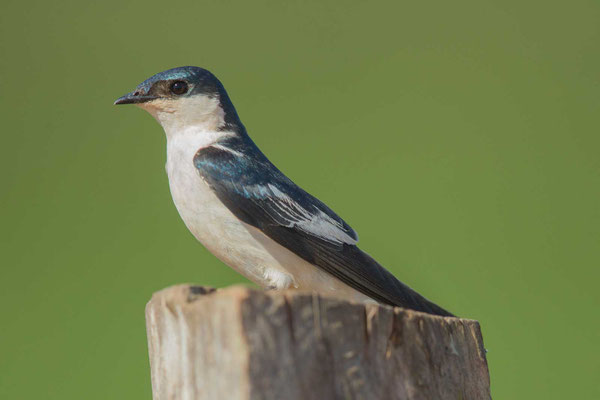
[350,247,455,317]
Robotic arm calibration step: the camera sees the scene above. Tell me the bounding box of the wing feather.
[193,142,453,316]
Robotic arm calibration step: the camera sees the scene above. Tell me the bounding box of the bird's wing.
[194,143,453,315]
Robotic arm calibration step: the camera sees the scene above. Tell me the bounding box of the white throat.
[139,94,227,140]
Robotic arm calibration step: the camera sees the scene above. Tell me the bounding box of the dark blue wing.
[194,141,453,316]
[194,143,358,247]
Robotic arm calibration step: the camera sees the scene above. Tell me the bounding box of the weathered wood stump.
[146,284,491,400]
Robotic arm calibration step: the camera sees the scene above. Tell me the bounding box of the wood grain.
[146,285,491,400]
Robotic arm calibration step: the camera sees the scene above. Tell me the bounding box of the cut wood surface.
[146,284,491,400]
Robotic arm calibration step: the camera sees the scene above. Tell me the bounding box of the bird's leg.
[262,267,296,291]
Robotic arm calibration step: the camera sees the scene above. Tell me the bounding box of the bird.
[115,66,453,317]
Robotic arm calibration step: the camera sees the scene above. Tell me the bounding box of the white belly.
[165,130,371,303]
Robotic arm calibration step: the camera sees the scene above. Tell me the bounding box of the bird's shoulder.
[193,135,358,245]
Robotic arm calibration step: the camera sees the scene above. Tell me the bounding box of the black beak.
[114,90,158,105]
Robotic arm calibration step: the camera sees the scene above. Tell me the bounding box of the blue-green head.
[115,66,243,132]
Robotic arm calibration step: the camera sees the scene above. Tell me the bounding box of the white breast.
[164,127,371,303]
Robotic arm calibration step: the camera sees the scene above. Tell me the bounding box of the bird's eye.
[170,81,188,95]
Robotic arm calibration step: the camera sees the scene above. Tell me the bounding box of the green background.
[1,0,598,398]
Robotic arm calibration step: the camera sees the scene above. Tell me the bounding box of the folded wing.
[194,142,453,316]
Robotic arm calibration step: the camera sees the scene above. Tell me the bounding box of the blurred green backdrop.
[1,0,598,398]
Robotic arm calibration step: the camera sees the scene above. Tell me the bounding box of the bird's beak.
[114,90,158,105]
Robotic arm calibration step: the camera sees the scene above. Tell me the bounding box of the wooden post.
[146,284,491,400]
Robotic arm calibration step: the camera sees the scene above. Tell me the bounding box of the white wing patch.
[266,184,358,245]
[211,144,245,157]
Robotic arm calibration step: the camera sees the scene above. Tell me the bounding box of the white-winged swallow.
[115,66,453,316]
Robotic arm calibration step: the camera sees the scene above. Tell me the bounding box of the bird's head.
[115,66,241,134]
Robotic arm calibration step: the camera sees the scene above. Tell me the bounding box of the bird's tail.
[350,246,455,317]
